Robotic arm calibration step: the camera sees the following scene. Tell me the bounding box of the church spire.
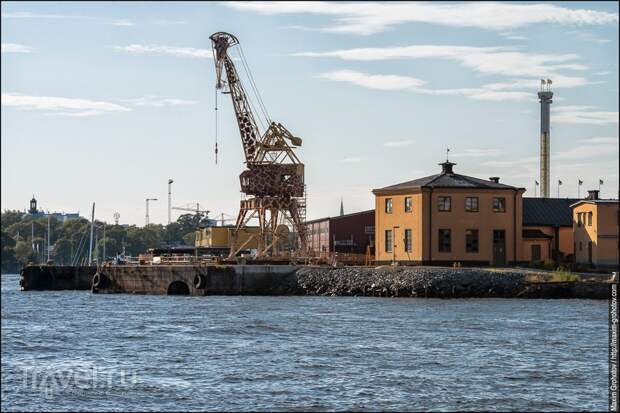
[339,198,344,216]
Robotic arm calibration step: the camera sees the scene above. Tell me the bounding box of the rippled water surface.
[1,274,609,411]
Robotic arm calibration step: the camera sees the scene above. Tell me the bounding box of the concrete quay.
[20,265,96,291]
[91,264,299,296]
[19,264,615,299]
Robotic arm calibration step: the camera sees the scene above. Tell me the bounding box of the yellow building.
[522,198,578,264]
[372,161,524,266]
[195,226,259,249]
[571,191,619,268]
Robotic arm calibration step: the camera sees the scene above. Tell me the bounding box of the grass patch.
[550,271,581,282]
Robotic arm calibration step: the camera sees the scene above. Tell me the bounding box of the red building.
[306,210,375,254]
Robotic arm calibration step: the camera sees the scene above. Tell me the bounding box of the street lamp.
[145,198,158,226]
[168,179,174,225]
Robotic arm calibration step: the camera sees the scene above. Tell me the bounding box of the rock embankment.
[295,266,526,298]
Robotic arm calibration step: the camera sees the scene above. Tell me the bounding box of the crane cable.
[214,85,219,165]
[237,45,271,126]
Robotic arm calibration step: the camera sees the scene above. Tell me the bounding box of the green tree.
[14,241,37,266]
[52,238,73,265]
[1,230,18,273]
[1,210,25,231]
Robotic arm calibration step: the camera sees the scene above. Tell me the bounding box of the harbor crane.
[210,32,307,258]
[172,203,210,217]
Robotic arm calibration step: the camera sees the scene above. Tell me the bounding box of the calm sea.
[1,274,609,411]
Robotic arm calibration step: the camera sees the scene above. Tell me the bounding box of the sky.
[1,1,618,226]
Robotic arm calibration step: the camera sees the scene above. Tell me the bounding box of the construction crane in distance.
[172,203,210,218]
[210,31,307,258]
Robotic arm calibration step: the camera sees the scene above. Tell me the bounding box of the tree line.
[1,210,212,274]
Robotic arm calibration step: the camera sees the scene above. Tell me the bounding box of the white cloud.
[340,157,364,163]
[481,137,618,170]
[296,45,589,82]
[503,35,529,41]
[1,11,86,19]
[579,137,619,145]
[151,19,187,25]
[318,70,425,90]
[107,19,135,27]
[121,96,199,107]
[318,69,534,102]
[567,30,613,44]
[452,148,504,158]
[554,105,618,125]
[225,2,618,35]
[1,93,131,116]
[1,43,33,53]
[113,44,211,59]
[384,140,414,148]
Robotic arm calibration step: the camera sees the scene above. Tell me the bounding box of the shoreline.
[15,265,616,299]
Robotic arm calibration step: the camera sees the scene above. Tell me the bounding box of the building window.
[579,241,583,251]
[404,229,412,252]
[466,229,479,253]
[438,229,451,252]
[385,198,393,214]
[587,212,592,226]
[405,197,412,213]
[438,196,451,212]
[577,213,582,227]
[385,230,393,253]
[465,197,479,212]
[492,197,506,212]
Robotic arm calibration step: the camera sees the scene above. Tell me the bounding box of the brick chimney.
[489,177,500,183]
[587,190,599,200]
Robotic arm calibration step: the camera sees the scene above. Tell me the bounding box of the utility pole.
[102,224,106,262]
[47,215,51,262]
[168,179,174,225]
[145,198,158,226]
[88,202,95,265]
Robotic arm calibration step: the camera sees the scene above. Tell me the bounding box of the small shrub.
[551,271,581,282]
[541,259,556,271]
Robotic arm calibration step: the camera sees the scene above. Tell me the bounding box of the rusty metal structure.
[210,32,307,258]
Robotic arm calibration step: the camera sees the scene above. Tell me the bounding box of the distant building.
[26,195,81,222]
[306,210,375,254]
[571,190,619,269]
[372,161,524,265]
[522,198,579,264]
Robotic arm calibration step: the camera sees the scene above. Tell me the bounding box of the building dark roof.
[305,209,374,225]
[373,161,519,194]
[522,229,553,239]
[522,198,579,227]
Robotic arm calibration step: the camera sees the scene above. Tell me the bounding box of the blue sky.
[1,1,618,225]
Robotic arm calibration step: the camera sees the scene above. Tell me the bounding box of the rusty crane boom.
[210,32,307,258]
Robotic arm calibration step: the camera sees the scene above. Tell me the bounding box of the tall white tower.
[538,79,553,198]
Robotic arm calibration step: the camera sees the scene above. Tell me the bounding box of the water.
[1,274,609,411]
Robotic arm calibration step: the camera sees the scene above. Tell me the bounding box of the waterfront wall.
[19,264,614,299]
[20,265,96,291]
[92,264,299,296]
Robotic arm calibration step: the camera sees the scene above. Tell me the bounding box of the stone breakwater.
[295,267,524,298]
[294,267,611,299]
